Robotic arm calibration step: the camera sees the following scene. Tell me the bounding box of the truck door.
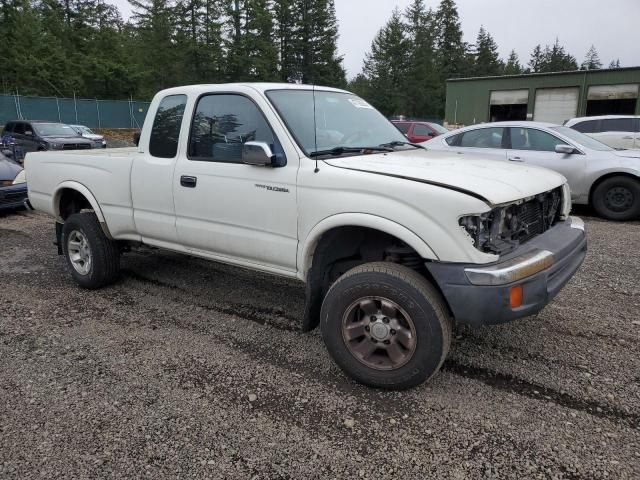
[130,94,188,244]
[173,92,299,273]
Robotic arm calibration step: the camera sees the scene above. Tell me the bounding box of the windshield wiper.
[379,140,426,150]
[309,146,394,158]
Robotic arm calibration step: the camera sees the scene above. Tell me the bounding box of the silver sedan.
[424,121,640,221]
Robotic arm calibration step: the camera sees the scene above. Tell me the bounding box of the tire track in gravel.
[443,360,640,429]
[117,268,640,430]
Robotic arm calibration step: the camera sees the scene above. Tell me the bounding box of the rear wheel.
[320,262,452,390]
[592,176,640,221]
[61,212,120,289]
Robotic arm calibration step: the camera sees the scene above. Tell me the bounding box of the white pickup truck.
[25,83,587,389]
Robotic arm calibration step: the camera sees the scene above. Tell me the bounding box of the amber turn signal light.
[510,285,523,309]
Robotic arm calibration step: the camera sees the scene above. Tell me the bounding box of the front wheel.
[320,262,452,390]
[592,176,640,221]
[61,212,120,289]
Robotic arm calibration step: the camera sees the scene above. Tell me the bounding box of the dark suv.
[2,121,93,157]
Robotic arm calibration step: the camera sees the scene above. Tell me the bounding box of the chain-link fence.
[0,94,150,128]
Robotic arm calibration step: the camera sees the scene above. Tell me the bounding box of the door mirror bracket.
[242,141,275,167]
[555,144,576,155]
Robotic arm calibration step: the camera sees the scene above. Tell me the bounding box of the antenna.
[312,83,319,173]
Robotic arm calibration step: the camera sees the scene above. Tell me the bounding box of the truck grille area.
[459,187,563,255]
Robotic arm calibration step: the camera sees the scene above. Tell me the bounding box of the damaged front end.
[459,187,564,255]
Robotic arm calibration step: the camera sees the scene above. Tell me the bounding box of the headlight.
[12,169,26,185]
[48,142,62,150]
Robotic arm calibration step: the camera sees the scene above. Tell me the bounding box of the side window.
[413,124,431,136]
[189,94,276,163]
[459,128,505,149]
[572,120,598,134]
[446,133,461,146]
[13,123,25,135]
[149,94,187,159]
[3,122,14,133]
[601,118,634,132]
[510,128,568,152]
[394,122,411,134]
[635,119,640,133]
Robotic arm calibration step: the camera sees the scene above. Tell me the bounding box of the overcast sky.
[110,0,640,79]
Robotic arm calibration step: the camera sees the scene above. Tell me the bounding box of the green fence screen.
[0,94,150,128]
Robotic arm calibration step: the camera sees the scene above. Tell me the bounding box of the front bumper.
[426,217,587,326]
[0,183,29,211]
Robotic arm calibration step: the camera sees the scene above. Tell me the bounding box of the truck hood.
[324,150,566,206]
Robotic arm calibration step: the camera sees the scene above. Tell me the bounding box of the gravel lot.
[1,208,639,479]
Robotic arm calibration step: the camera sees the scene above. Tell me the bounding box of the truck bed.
[26,148,139,239]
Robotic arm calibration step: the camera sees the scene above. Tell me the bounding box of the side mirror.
[555,144,576,155]
[133,132,140,147]
[242,141,275,167]
[25,130,33,136]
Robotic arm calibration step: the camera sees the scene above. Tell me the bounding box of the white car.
[424,121,640,221]
[565,115,639,151]
[70,125,107,149]
[24,84,586,389]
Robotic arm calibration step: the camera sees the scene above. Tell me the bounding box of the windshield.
[266,90,407,156]
[72,125,94,135]
[429,123,449,135]
[551,126,613,151]
[33,123,78,137]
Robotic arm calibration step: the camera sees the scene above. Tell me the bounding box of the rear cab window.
[149,95,188,159]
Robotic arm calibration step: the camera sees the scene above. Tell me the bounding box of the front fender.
[298,213,439,280]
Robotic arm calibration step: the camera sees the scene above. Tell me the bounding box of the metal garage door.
[533,87,579,124]
[588,84,639,101]
[490,89,529,105]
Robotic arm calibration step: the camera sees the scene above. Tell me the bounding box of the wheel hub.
[67,230,92,275]
[370,321,391,341]
[341,297,417,371]
[605,186,633,212]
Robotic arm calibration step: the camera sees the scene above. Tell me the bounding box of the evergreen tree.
[403,0,438,117]
[273,0,297,81]
[528,44,544,73]
[472,26,503,77]
[362,8,409,116]
[609,59,622,69]
[539,38,578,72]
[504,49,523,75]
[128,0,181,97]
[435,0,469,81]
[580,45,602,70]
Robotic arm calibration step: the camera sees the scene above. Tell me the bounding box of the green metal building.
[445,67,640,126]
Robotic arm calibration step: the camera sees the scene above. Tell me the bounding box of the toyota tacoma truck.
[25,83,587,389]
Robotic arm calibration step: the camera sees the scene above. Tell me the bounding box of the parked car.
[424,121,640,221]
[0,150,28,211]
[25,83,586,390]
[565,115,639,150]
[1,121,93,154]
[70,124,107,148]
[392,120,448,143]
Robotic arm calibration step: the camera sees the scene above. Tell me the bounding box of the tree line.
[0,0,345,100]
[0,0,623,120]
[349,0,622,119]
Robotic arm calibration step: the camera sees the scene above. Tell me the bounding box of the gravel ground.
[0,208,639,479]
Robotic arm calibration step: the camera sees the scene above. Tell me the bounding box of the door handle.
[622,136,634,140]
[508,157,524,162]
[180,175,197,188]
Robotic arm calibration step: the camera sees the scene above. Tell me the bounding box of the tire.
[592,176,640,221]
[61,212,120,289]
[320,262,452,390]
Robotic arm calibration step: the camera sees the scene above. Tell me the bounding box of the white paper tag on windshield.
[349,98,374,109]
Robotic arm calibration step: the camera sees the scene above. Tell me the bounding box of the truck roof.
[155,82,351,97]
